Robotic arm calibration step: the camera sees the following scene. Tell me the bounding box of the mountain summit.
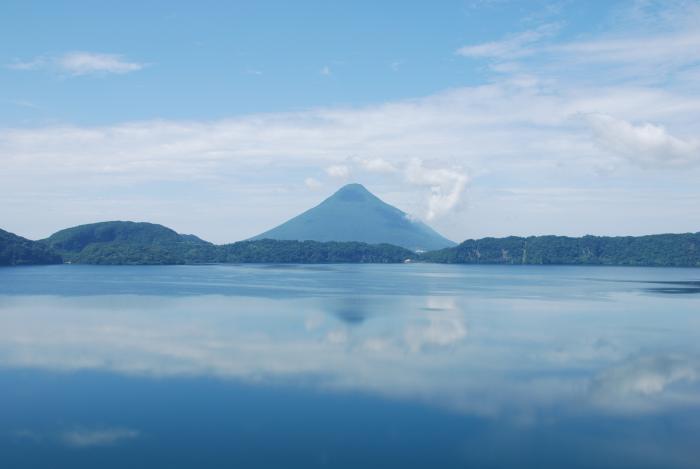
[251,183,456,251]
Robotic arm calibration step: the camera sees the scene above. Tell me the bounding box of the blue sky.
[1,0,607,124]
[2,0,700,243]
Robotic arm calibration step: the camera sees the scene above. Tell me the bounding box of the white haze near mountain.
[1,2,700,243]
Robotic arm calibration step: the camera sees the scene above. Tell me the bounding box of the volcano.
[252,183,456,251]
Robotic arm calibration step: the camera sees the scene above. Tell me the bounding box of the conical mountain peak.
[328,183,377,202]
[252,183,456,251]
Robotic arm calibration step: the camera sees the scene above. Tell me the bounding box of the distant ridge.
[251,183,456,251]
[420,233,700,267]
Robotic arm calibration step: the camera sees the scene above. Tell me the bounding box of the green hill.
[251,183,456,251]
[0,229,62,266]
[420,233,700,267]
[41,221,215,265]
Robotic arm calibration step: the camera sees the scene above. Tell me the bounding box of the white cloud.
[6,293,698,421]
[351,156,398,173]
[3,79,700,240]
[590,354,699,412]
[57,52,145,75]
[405,159,469,220]
[457,3,700,87]
[456,23,560,59]
[304,177,323,189]
[6,57,47,71]
[553,31,700,65]
[325,164,350,178]
[6,52,145,76]
[585,113,700,169]
[404,313,468,352]
[4,2,700,241]
[320,65,331,76]
[61,427,140,448]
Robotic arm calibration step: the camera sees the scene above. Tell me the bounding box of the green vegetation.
[420,234,700,267]
[215,239,413,264]
[42,221,213,265]
[3,220,700,267]
[0,229,62,266]
[37,221,413,265]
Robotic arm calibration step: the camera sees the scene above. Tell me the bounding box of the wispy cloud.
[7,52,146,76]
[320,65,331,76]
[457,5,700,86]
[7,56,47,71]
[456,23,561,59]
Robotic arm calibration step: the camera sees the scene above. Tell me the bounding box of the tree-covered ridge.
[216,239,413,264]
[0,229,63,266]
[51,238,413,265]
[37,221,414,265]
[420,233,700,267]
[4,221,700,267]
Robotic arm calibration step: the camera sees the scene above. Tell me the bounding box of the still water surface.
[1,264,699,468]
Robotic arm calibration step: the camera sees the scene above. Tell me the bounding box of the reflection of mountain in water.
[331,298,370,325]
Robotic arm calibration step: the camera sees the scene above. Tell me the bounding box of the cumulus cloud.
[405,159,469,220]
[585,113,700,169]
[61,427,140,448]
[6,52,145,76]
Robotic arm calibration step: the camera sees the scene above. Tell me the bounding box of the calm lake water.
[1,264,699,468]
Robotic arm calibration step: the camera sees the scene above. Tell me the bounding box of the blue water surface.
[0,264,699,468]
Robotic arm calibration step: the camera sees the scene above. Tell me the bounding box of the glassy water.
[1,264,699,468]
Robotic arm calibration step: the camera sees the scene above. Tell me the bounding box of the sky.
[1,0,699,243]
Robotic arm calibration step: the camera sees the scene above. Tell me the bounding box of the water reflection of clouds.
[590,354,700,412]
[0,293,699,420]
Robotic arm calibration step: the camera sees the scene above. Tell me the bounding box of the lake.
[1,264,699,468]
